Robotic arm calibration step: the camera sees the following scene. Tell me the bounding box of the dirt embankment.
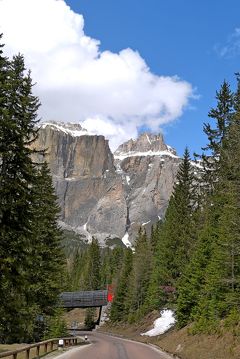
[99,312,240,359]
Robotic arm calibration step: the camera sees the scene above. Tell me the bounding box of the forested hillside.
[108,77,240,334]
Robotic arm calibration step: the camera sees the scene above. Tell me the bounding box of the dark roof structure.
[60,290,108,308]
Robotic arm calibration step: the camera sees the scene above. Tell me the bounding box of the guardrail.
[0,337,81,359]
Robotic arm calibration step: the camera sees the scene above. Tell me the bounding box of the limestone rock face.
[114,133,180,237]
[33,123,182,246]
[115,133,170,154]
[35,122,115,178]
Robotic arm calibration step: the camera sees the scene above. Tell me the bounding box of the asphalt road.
[57,332,173,359]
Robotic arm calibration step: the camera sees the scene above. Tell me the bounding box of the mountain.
[33,122,181,246]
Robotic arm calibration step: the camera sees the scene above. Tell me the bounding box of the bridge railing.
[0,337,81,359]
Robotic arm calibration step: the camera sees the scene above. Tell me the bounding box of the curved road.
[57,332,173,359]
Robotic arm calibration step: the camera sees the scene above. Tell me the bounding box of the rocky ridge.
[33,122,182,246]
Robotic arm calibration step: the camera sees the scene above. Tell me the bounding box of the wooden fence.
[0,337,82,359]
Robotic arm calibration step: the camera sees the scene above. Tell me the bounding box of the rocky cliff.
[33,122,181,246]
[114,134,180,242]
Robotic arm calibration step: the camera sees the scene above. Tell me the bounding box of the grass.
[99,312,240,359]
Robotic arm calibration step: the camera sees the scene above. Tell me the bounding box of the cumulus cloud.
[0,0,193,150]
[214,28,240,58]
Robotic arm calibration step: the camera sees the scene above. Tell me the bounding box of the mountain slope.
[33,122,181,246]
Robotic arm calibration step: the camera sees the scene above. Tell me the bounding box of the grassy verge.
[99,312,240,359]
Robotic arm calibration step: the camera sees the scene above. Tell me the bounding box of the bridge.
[59,288,113,326]
[60,289,108,308]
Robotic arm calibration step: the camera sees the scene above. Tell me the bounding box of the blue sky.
[66,0,240,155]
[0,0,239,155]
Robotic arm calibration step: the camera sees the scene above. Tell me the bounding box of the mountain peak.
[40,121,92,137]
[114,132,177,159]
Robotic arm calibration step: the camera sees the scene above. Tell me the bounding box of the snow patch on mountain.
[114,150,179,160]
[122,232,132,248]
[40,121,96,137]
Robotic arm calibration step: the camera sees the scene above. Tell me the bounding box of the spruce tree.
[125,228,152,322]
[28,162,65,321]
[110,248,133,322]
[149,148,196,305]
[0,53,41,343]
[177,77,240,331]
[0,44,65,342]
[191,98,240,332]
[198,81,234,194]
[84,238,101,290]
[176,206,217,328]
[100,247,112,288]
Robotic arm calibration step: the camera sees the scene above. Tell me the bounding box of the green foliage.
[110,248,133,322]
[44,309,68,339]
[176,207,217,327]
[0,38,65,343]
[124,228,152,322]
[84,308,96,330]
[177,77,240,334]
[62,229,88,257]
[84,238,101,290]
[146,148,197,314]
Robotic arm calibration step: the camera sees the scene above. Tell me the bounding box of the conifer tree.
[176,207,217,327]
[152,148,196,293]
[0,53,42,343]
[68,249,89,291]
[110,248,133,322]
[100,247,112,288]
[125,228,152,322]
[0,43,65,342]
[177,77,240,331]
[198,81,234,194]
[84,238,101,290]
[28,162,65,318]
[191,97,240,332]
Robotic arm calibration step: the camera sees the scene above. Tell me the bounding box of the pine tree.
[0,53,42,343]
[109,246,125,286]
[125,228,152,322]
[84,238,101,290]
[177,77,240,331]
[28,163,65,323]
[110,248,133,322]
[0,44,65,342]
[100,247,112,288]
[191,97,240,332]
[153,148,196,292]
[176,206,217,328]
[68,249,89,291]
[197,81,234,194]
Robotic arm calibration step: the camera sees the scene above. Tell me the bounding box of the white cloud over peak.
[0,0,193,150]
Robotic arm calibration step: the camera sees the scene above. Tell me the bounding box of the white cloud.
[214,28,240,58]
[0,0,193,150]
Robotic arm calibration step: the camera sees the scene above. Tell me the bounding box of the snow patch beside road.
[141,309,175,336]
